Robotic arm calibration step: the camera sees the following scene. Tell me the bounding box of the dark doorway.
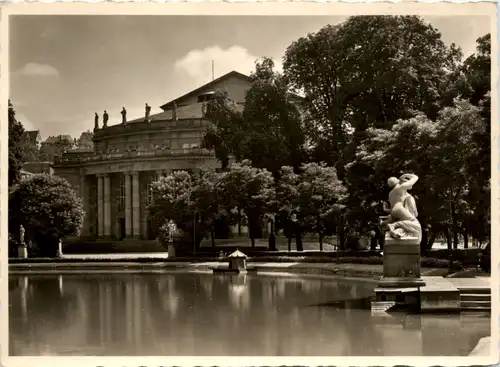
[119,218,126,240]
[147,219,158,240]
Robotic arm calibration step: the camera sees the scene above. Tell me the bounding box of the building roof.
[79,131,93,141]
[159,70,251,111]
[44,135,73,144]
[21,130,41,142]
[20,169,34,177]
[228,249,247,258]
[128,101,245,124]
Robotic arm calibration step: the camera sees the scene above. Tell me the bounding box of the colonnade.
[94,170,168,239]
[95,172,141,238]
[88,169,248,240]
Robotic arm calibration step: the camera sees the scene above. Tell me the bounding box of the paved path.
[61,252,169,260]
[10,258,446,281]
[469,336,492,356]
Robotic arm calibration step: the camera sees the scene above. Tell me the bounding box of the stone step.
[461,300,491,310]
[457,287,491,295]
[460,293,491,302]
[461,306,491,312]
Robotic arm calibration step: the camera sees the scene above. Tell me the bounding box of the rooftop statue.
[121,107,127,124]
[381,173,422,241]
[103,110,109,128]
[94,112,99,130]
[145,103,151,122]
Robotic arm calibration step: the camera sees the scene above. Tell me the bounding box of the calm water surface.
[9,272,490,356]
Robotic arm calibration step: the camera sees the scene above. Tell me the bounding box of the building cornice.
[92,118,210,142]
[53,149,216,168]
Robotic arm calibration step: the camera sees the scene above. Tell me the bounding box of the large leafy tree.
[432,101,490,248]
[202,93,245,170]
[346,100,488,251]
[190,168,229,248]
[148,169,227,253]
[284,16,462,178]
[461,33,491,106]
[220,160,275,247]
[9,100,26,187]
[293,163,347,250]
[204,58,307,177]
[9,174,85,257]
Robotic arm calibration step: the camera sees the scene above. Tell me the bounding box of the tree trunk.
[318,215,323,251]
[268,233,276,251]
[428,232,436,249]
[211,230,215,249]
[463,229,469,249]
[446,228,452,250]
[288,237,292,252]
[238,208,242,236]
[296,229,304,252]
[452,206,459,249]
[338,215,346,251]
[421,231,436,256]
[268,219,276,251]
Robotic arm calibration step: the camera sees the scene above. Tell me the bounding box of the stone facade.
[52,70,252,241]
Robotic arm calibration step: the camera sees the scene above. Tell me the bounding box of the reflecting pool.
[9,272,490,356]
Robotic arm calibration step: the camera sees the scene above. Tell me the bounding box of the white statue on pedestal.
[381,173,422,241]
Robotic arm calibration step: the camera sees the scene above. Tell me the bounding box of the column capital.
[131,171,139,177]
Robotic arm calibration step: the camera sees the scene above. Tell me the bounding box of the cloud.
[14,63,60,77]
[16,113,37,132]
[174,45,283,86]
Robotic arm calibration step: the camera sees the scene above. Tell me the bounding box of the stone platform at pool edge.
[373,276,491,313]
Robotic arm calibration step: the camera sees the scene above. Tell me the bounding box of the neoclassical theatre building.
[53,71,251,241]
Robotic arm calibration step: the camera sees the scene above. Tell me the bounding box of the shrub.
[9,174,84,257]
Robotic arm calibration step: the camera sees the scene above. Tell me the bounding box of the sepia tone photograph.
[3,2,497,365]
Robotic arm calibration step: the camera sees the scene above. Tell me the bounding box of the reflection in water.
[9,273,490,356]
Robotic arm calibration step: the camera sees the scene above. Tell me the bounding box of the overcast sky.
[10,15,491,140]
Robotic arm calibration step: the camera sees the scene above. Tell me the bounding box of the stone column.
[103,174,111,237]
[125,172,132,237]
[155,170,163,181]
[80,171,89,236]
[97,174,104,237]
[132,172,140,238]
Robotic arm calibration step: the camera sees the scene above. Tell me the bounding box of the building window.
[147,174,155,205]
[197,92,215,103]
[119,174,126,210]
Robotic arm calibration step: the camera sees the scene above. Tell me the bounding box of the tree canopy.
[346,99,489,250]
[9,100,26,187]
[283,16,463,177]
[204,57,307,176]
[9,174,85,257]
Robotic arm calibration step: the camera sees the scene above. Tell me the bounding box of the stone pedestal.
[18,245,28,259]
[378,236,425,288]
[56,240,63,258]
[167,244,176,258]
